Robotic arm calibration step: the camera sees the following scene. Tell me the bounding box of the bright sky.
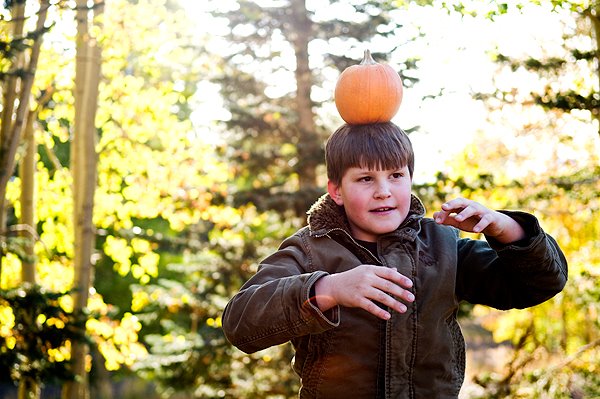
[181,1,599,183]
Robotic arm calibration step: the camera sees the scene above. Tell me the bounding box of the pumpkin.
[334,49,403,125]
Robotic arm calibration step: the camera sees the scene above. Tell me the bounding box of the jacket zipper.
[316,226,392,398]
[315,227,382,265]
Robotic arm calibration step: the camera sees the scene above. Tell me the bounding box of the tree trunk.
[0,0,48,223]
[588,4,600,136]
[18,87,52,287]
[289,0,319,191]
[19,109,37,285]
[2,3,52,397]
[18,376,41,399]
[0,0,26,281]
[63,1,103,398]
[90,345,113,399]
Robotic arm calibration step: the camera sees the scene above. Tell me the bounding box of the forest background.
[0,0,599,398]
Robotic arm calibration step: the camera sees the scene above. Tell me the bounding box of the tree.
[0,2,51,397]
[425,1,600,396]
[211,0,421,215]
[0,0,50,283]
[1,0,232,396]
[63,0,103,397]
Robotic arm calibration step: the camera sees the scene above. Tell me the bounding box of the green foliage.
[434,4,600,397]
[468,337,600,398]
[131,246,300,398]
[2,0,239,393]
[0,284,86,387]
[479,1,600,131]
[2,236,36,264]
[129,250,232,394]
[434,156,600,397]
[0,22,52,79]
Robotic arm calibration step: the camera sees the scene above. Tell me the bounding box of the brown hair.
[325,122,414,185]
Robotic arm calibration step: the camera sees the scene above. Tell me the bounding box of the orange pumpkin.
[334,49,403,125]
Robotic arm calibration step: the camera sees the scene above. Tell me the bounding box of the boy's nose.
[374,183,391,199]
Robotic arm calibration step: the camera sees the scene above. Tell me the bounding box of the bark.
[17,87,53,287]
[18,377,41,399]
[63,1,103,398]
[0,0,49,228]
[19,109,37,284]
[0,0,26,280]
[592,5,600,135]
[3,3,51,397]
[90,346,113,399]
[587,5,600,136]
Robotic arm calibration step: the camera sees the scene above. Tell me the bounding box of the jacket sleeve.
[456,211,568,310]
[221,231,340,354]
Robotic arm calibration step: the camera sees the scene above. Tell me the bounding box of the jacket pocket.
[295,331,332,397]
[447,317,466,394]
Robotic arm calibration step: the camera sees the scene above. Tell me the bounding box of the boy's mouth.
[370,207,396,213]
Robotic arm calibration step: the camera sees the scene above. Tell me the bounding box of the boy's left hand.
[433,197,526,244]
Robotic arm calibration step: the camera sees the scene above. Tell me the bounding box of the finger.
[454,204,480,222]
[441,197,469,212]
[433,210,448,224]
[384,298,408,315]
[373,267,413,289]
[437,199,469,224]
[364,291,408,317]
[435,213,460,227]
[472,213,493,233]
[359,297,394,320]
[434,210,459,224]
[373,278,415,303]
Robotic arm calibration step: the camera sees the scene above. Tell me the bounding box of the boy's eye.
[392,172,404,179]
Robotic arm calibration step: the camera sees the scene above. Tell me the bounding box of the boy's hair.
[325,122,414,185]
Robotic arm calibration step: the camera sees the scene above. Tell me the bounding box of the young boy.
[222,122,568,399]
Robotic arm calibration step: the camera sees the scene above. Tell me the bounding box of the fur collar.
[306,193,426,237]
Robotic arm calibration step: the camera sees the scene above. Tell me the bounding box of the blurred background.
[0,0,598,398]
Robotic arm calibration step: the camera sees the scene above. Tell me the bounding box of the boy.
[222,122,568,398]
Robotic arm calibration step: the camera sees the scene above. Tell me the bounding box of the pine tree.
[212,0,420,216]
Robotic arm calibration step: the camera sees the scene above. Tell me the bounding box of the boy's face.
[327,165,412,242]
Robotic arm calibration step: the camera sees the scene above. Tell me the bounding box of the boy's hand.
[314,265,414,320]
[433,197,526,244]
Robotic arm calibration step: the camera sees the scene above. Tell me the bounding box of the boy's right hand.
[313,265,414,320]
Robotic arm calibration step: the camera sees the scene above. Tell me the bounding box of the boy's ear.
[327,180,343,206]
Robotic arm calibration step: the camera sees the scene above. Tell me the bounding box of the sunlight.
[1,2,597,397]
[180,1,596,182]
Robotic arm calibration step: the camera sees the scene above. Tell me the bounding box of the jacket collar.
[306,193,425,240]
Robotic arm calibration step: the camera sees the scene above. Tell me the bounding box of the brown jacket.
[222,194,568,398]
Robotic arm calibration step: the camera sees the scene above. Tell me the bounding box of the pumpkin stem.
[360,49,377,65]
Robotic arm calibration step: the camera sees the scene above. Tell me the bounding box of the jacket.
[222,194,568,398]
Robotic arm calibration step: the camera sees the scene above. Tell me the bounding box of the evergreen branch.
[0,68,30,80]
[1,2,51,24]
[533,91,600,114]
[496,53,567,72]
[0,23,53,61]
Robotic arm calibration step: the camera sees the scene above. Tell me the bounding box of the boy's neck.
[355,238,378,256]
